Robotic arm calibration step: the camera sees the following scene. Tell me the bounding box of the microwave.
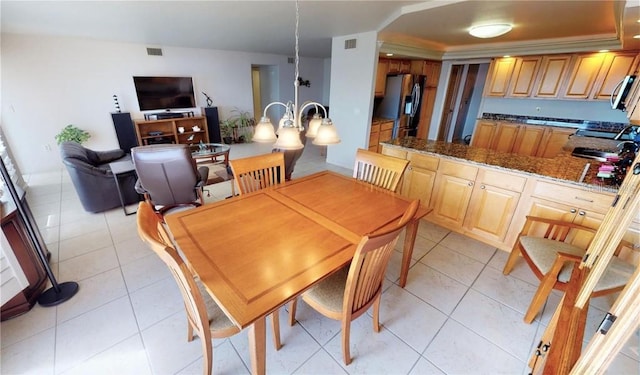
[611,75,636,110]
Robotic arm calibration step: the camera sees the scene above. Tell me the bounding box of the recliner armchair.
[131,144,209,216]
[60,141,139,213]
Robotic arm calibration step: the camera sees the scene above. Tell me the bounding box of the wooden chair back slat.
[230,152,286,195]
[353,148,409,192]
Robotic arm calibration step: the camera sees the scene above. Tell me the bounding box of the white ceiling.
[2,1,639,59]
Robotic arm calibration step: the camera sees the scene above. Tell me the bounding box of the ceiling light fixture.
[469,23,513,38]
[253,0,340,149]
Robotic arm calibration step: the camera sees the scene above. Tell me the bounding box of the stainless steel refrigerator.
[375,74,426,138]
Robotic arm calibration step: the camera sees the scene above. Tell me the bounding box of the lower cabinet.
[380,145,638,253]
[472,120,576,157]
[463,169,525,243]
[401,152,439,208]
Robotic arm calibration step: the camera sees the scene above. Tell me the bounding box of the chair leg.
[187,320,194,342]
[372,295,381,332]
[503,242,522,275]
[524,272,557,324]
[288,299,298,326]
[271,309,282,350]
[202,333,213,375]
[341,319,352,365]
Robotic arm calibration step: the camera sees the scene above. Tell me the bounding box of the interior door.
[437,65,462,141]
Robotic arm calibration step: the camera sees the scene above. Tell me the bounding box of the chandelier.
[252,0,340,149]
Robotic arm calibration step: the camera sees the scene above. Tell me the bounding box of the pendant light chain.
[294,0,300,88]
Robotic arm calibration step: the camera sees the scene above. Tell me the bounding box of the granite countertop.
[383,138,619,193]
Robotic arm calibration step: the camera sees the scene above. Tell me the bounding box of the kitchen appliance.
[376,74,426,138]
[611,75,636,110]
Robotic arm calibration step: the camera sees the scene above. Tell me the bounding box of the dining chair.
[132,144,209,218]
[229,152,285,195]
[502,215,637,324]
[352,148,409,192]
[288,199,420,365]
[136,201,282,375]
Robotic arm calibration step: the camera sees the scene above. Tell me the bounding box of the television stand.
[143,110,194,121]
[134,115,209,146]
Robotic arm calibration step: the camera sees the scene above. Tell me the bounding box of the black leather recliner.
[59,141,139,213]
[131,144,209,216]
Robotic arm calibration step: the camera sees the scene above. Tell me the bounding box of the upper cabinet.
[561,53,606,99]
[533,54,572,98]
[484,58,516,97]
[375,59,390,97]
[484,51,640,101]
[592,51,640,100]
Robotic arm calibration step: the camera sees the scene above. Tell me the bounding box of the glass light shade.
[273,126,304,150]
[276,113,294,135]
[305,115,323,138]
[253,117,277,142]
[469,24,512,38]
[312,119,340,145]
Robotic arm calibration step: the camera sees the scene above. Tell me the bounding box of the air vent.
[344,39,357,49]
[146,47,163,56]
[287,57,295,64]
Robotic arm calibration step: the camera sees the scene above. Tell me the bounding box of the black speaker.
[111,112,138,153]
[203,107,221,143]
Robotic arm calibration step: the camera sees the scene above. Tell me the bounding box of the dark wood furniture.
[1,193,48,320]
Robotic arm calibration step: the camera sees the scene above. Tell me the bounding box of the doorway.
[437,63,489,143]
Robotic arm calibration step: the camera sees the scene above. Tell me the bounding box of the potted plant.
[219,119,236,144]
[232,109,256,143]
[55,124,91,145]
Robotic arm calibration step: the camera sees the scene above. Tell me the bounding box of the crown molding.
[378,41,445,60]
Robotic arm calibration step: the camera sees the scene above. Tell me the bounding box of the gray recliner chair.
[131,144,209,217]
[59,141,140,213]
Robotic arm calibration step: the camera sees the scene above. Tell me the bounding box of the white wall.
[326,31,378,169]
[1,33,327,173]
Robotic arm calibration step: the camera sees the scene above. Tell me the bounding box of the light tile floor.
[2,142,638,374]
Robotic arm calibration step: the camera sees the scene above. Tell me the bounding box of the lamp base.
[37,281,79,307]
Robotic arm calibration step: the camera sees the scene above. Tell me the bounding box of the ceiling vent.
[287,57,295,64]
[146,47,163,56]
[344,39,357,50]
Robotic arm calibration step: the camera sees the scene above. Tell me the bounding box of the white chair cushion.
[520,236,586,283]
[520,236,634,289]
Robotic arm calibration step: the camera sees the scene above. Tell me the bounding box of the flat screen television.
[133,76,196,111]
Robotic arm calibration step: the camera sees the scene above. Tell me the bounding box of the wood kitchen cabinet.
[492,122,521,153]
[463,169,525,243]
[375,59,389,97]
[512,124,546,156]
[431,160,478,227]
[470,120,498,149]
[473,120,575,157]
[369,120,394,152]
[536,126,576,158]
[507,56,542,97]
[484,57,516,97]
[592,51,640,100]
[533,54,573,98]
[401,152,439,208]
[562,53,606,99]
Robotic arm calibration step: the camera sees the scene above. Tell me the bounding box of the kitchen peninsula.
[381,138,640,259]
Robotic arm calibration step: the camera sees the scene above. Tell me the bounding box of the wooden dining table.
[164,171,431,374]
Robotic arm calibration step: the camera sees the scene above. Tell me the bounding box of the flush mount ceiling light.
[469,24,513,38]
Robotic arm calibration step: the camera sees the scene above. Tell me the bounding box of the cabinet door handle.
[407,166,412,171]
[468,182,474,187]
[480,185,486,189]
[575,196,594,203]
[578,211,586,216]
[570,208,577,213]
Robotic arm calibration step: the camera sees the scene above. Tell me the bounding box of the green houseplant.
[55,124,91,145]
[219,119,236,144]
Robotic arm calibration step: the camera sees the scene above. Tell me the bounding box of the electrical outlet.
[44,144,52,151]
[535,106,541,112]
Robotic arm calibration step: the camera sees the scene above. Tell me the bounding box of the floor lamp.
[0,158,78,306]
